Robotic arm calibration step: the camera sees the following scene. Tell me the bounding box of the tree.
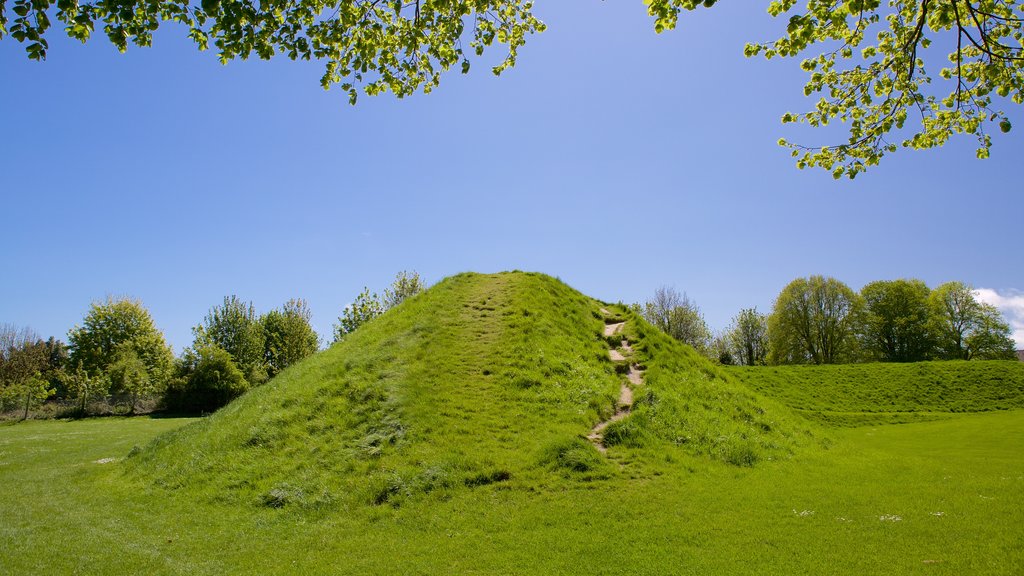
[0,326,69,416]
[332,271,424,342]
[637,286,712,354]
[60,363,110,417]
[0,373,53,420]
[262,298,320,377]
[965,303,1017,359]
[382,270,425,310]
[6,1,1020,176]
[710,332,734,365]
[768,276,863,365]
[0,324,48,388]
[741,0,1024,178]
[165,345,249,412]
[107,346,156,413]
[193,295,267,385]
[725,308,769,366]
[861,279,933,362]
[333,287,384,342]
[929,281,1016,359]
[67,297,175,390]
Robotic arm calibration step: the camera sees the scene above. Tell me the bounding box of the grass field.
[2,412,1021,574]
[1,272,1021,574]
[728,361,1024,426]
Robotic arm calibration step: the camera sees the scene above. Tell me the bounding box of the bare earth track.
[587,312,645,452]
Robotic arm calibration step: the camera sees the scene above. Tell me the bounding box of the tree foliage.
[6,0,1021,174]
[861,278,933,362]
[0,0,543,104]
[382,270,425,310]
[0,325,47,386]
[929,281,1016,359]
[333,270,424,342]
[107,346,157,412]
[67,297,174,391]
[333,287,384,341]
[60,363,110,416]
[741,0,1024,178]
[166,345,249,412]
[636,286,712,354]
[193,295,267,385]
[768,275,863,364]
[262,298,320,377]
[726,307,770,366]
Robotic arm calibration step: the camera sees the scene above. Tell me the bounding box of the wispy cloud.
[974,288,1024,349]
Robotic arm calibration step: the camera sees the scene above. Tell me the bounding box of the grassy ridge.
[728,361,1024,426]
[128,272,625,507]
[128,272,808,510]
[601,308,815,465]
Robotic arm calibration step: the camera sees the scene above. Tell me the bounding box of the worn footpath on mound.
[587,309,645,452]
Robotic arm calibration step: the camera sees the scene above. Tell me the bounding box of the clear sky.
[2,2,1022,351]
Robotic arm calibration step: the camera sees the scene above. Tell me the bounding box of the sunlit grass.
[728,361,1024,426]
[0,272,1021,574]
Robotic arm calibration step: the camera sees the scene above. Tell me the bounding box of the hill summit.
[129,272,810,508]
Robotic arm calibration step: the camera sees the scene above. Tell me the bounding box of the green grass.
[728,361,1024,426]
[0,272,1022,574]
[604,308,814,464]
[127,272,803,509]
[2,411,1022,574]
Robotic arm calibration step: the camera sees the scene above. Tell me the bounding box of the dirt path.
[589,313,645,453]
[603,322,624,337]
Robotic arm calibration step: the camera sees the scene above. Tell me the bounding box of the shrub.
[165,346,249,413]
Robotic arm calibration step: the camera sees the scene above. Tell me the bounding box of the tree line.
[636,278,1018,366]
[0,271,423,419]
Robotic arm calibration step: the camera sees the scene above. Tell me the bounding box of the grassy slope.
[129,272,623,506]
[129,272,806,508]
[1,272,1022,574]
[601,306,815,465]
[2,412,1022,574]
[728,361,1024,426]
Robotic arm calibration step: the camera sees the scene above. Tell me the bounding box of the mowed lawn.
[1,411,1021,575]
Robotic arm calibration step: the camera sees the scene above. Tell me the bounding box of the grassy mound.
[728,361,1024,426]
[602,308,814,466]
[128,272,806,509]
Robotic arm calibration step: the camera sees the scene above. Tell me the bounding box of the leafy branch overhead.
[741,0,1024,178]
[4,0,1022,176]
[2,0,545,104]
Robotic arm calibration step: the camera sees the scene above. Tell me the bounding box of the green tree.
[929,281,1016,360]
[262,298,320,377]
[332,271,423,342]
[768,276,863,365]
[7,0,1020,175]
[166,345,249,413]
[0,325,48,389]
[333,287,383,342]
[193,295,267,385]
[861,279,933,362]
[60,363,110,417]
[726,308,769,366]
[637,287,712,354]
[1,374,53,420]
[107,346,158,413]
[382,270,425,310]
[965,304,1018,360]
[67,297,174,391]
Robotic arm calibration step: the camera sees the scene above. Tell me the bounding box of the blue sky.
[2,1,1022,351]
